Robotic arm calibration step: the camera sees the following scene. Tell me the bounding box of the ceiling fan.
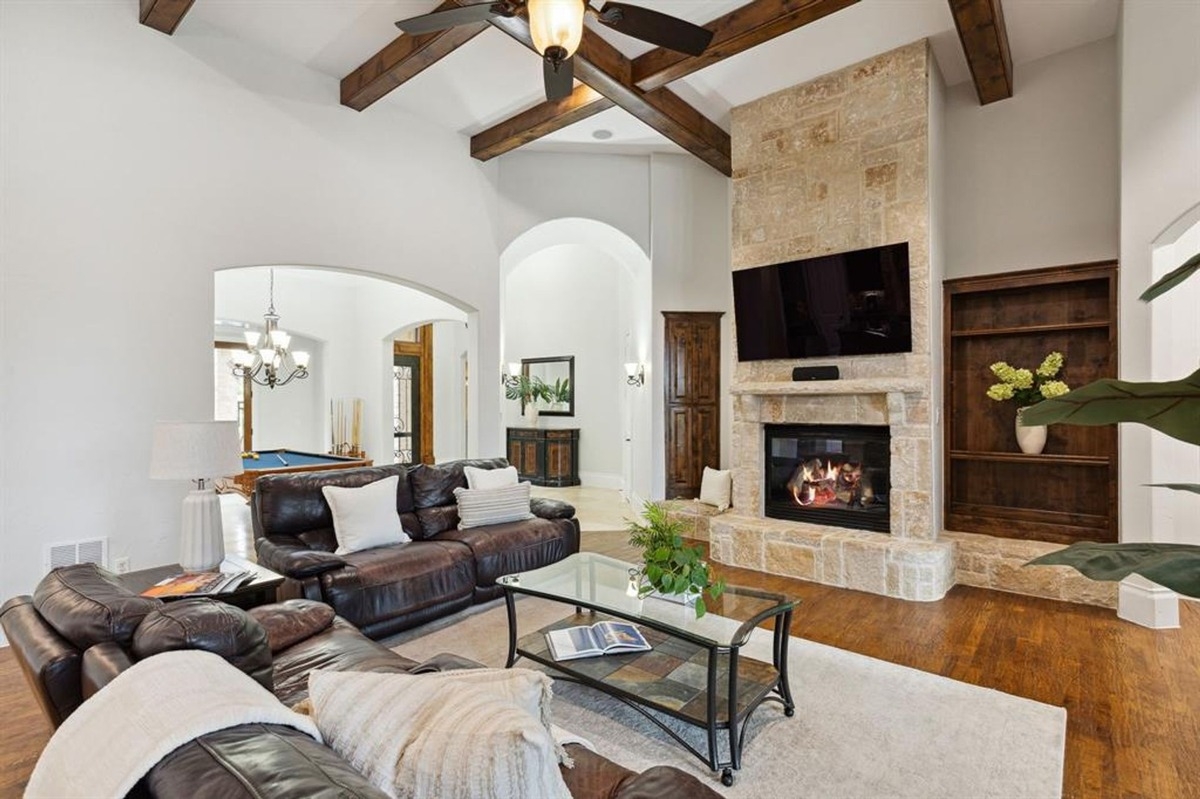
[395,0,714,102]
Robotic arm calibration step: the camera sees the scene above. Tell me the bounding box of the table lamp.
[149,421,244,572]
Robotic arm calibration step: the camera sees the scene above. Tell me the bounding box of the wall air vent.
[43,537,108,573]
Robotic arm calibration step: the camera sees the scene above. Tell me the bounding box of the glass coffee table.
[498,552,795,786]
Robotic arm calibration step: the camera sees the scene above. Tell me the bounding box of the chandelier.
[230,269,310,389]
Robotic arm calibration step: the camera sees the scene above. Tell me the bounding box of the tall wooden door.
[393,325,434,464]
[663,312,723,499]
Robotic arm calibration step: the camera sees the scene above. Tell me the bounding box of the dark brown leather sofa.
[1,564,722,799]
[252,458,580,639]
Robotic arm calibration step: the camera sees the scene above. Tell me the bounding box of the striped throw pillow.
[453,483,534,529]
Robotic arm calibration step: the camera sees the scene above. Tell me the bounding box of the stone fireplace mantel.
[731,378,926,397]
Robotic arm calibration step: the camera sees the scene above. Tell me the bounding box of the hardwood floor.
[2,530,1196,798]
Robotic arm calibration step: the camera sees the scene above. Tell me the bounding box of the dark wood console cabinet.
[943,261,1118,544]
[507,427,580,487]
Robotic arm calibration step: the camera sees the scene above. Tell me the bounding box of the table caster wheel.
[721,769,735,787]
[785,707,795,717]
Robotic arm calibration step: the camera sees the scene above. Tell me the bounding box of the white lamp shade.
[527,0,584,57]
[243,330,261,348]
[269,330,291,349]
[625,363,640,378]
[231,350,256,367]
[150,421,244,480]
[507,362,521,377]
[293,351,311,368]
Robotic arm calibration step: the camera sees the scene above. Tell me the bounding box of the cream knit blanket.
[25,650,319,799]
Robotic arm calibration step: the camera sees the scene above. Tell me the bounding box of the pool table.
[230,449,373,497]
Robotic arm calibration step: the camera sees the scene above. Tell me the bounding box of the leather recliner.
[251,458,580,639]
[1,565,723,799]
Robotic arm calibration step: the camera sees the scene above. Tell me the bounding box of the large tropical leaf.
[1019,368,1200,445]
[1140,251,1200,302]
[1148,483,1200,495]
[1028,543,1200,598]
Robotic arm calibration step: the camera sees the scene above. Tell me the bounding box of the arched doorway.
[499,219,653,505]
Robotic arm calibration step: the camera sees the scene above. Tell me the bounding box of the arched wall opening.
[1146,205,1200,544]
[215,265,473,467]
[499,219,653,504]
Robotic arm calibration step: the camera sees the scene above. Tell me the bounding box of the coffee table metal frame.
[499,553,795,786]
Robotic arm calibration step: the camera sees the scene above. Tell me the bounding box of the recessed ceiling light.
[592,129,614,140]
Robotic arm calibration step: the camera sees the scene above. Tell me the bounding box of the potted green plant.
[505,375,550,425]
[549,377,571,411]
[1023,252,1200,596]
[627,501,725,618]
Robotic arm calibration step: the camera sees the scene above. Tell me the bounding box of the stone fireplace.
[764,423,891,533]
[700,39,956,602]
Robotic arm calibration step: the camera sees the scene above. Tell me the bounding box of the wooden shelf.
[943,261,1119,544]
[949,450,1111,467]
[949,321,1111,338]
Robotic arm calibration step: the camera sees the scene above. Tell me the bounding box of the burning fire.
[787,458,873,508]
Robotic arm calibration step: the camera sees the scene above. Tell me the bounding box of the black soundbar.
[792,366,839,381]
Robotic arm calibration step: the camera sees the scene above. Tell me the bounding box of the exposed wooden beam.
[631,0,860,92]
[481,13,732,175]
[471,86,615,161]
[139,0,196,35]
[341,1,489,112]
[948,0,1013,105]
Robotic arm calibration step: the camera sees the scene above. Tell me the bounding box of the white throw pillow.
[454,483,534,529]
[321,475,410,555]
[464,464,519,490]
[307,668,571,799]
[698,466,732,511]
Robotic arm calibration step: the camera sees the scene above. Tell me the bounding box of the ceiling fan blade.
[395,2,513,35]
[595,2,713,57]
[543,55,575,102]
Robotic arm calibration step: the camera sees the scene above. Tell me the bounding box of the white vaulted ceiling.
[188,0,1119,154]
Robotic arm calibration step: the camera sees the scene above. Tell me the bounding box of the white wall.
[943,37,1119,278]
[648,154,735,499]
[928,54,947,532]
[503,245,626,486]
[0,2,501,603]
[432,320,471,462]
[1150,216,1200,545]
[493,152,733,502]
[1119,0,1200,543]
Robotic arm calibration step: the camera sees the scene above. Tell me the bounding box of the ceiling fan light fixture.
[528,0,585,59]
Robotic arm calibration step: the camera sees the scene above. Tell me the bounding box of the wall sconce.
[624,362,645,387]
[501,362,521,388]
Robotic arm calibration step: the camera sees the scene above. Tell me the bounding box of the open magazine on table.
[545,620,651,661]
[140,568,255,598]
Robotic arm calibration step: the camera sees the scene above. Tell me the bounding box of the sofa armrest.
[407,652,484,673]
[248,600,335,653]
[256,537,346,579]
[612,765,724,799]
[530,497,576,520]
[81,641,134,699]
[0,595,82,727]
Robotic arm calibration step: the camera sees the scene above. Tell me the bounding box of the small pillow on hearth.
[699,467,732,512]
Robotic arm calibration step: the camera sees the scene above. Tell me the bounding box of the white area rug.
[388,598,1066,798]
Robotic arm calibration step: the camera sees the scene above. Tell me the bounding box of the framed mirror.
[522,356,575,417]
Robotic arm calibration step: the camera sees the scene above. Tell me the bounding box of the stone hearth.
[709,380,955,601]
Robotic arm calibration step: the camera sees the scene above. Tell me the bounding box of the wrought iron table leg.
[775,608,795,715]
[504,591,518,668]
[728,647,741,772]
[705,647,719,773]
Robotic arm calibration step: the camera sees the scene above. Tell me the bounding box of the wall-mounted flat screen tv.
[732,242,912,361]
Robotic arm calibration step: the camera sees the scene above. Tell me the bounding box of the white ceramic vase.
[523,403,539,427]
[1015,406,1047,455]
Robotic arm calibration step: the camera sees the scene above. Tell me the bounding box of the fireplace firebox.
[764,424,891,533]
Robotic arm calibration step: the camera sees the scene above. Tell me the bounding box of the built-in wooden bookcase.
[943,262,1119,545]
